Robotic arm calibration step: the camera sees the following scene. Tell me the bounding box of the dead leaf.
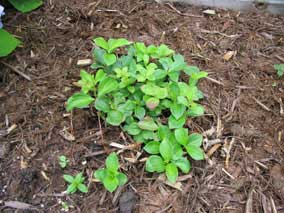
[223,51,236,61]
[59,128,75,141]
[203,9,216,15]
[41,171,50,181]
[77,59,92,66]
[20,156,28,169]
[4,201,37,210]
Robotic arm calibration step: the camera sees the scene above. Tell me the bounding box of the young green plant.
[63,172,88,194]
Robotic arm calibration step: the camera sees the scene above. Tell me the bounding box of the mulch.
[0,0,284,212]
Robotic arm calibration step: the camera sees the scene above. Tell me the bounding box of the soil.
[0,0,284,212]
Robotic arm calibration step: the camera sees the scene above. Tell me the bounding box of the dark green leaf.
[124,122,141,136]
[146,155,165,173]
[134,106,145,120]
[0,29,21,57]
[98,77,118,96]
[106,110,124,126]
[144,141,160,154]
[66,92,94,111]
[106,153,119,173]
[93,47,106,65]
[8,0,42,13]
[94,96,110,113]
[168,114,186,129]
[165,163,178,183]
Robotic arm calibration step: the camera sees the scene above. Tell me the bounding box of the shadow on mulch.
[0,0,284,212]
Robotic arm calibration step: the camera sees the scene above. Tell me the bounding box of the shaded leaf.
[0,29,21,57]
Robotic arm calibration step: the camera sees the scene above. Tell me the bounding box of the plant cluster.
[63,172,88,194]
[0,0,43,57]
[67,37,207,186]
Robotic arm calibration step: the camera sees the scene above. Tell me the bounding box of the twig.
[222,168,235,180]
[165,3,203,18]
[1,61,31,81]
[200,29,241,39]
[206,77,224,86]
[251,96,271,112]
[97,112,109,153]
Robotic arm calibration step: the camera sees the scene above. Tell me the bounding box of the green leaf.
[66,183,77,194]
[185,145,204,160]
[94,169,107,182]
[141,84,168,99]
[95,96,110,113]
[170,103,186,119]
[138,118,158,131]
[156,44,174,58]
[0,29,21,57]
[98,77,118,96]
[94,37,108,51]
[274,64,284,77]
[168,114,186,129]
[103,53,116,66]
[63,175,74,183]
[188,133,203,147]
[94,69,106,84]
[184,66,200,75]
[174,157,191,173]
[144,141,160,154]
[117,173,128,186]
[172,143,183,160]
[157,125,171,140]
[124,122,141,136]
[106,153,119,173]
[189,71,208,86]
[66,92,95,111]
[174,128,189,146]
[108,38,130,53]
[75,173,84,183]
[134,106,146,120]
[165,163,178,183]
[169,82,180,100]
[159,139,173,162]
[177,96,188,106]
[146,97,160,110]
[103,175,119,192]
[106,110,124,126]
[146,155,165,173]
[188,104,205,117]
[77,184,88,193]
[78,70,95,93]
[8,0,43,13]
[169,54,186,72]
[92,47,106,65]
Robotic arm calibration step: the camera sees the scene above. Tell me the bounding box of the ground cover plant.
[67,37,208,189]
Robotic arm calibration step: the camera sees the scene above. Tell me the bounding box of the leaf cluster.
[63,172,88,194]
[67,37,207,184]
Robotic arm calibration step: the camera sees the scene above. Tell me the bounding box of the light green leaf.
[174,157,191,173]
[66,183,77,194]
[94,37,108,51]
[274,64,284,77]
[174,128,189,146]
[169,83,180,100]
[78,70,95,93]
[117,173,128,186]
[94,69,106,84]
[156,44,174,58]
[108,38,130,53]
[188,104,205,117]
[124,122,141,136]
[141,84,168,99]
[185,145,204,160]
[77,184,88,193]
[98,77,118,96]
[94,169,107,182]
[165,163,178,183]
[169,54,186,72]
[134,106,145,120]
[0,29,21,57]
[106,153,119,173]
[8,0,43,13]
[168,114,186,129]
[66,92,95,111]
[159,139,173,162]
[138,118,158,131]
[188,133,203,147]
[170,103,186,119]
[177,96,188,106]
[184,66,200,75]
[106,110,124,126]
[146,97,160,110]
[103,53,116,66]
[146,155,165,173]
[157,125,171,140]
[63,175,74,183]
[103,175,119,192]
[144,141,160,154]
[189,71,208,86]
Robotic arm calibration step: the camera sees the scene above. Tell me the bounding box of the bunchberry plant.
[63,172,88,194]
[94,152,127,192]
[59,155,69,169]
[67,37,207,186]
[274,64,284,77]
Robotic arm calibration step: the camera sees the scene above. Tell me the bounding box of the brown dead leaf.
[59,128,75,141]
[223,51,236,61]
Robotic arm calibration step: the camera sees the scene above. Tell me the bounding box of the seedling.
[58,155,69,169]
[94,153,128,192]
[67,37,207,185]
[63,172,88,194]
[274,64,284,77]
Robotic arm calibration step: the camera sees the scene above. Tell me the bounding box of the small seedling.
[94,153,128,192]
[63,172,88,194]
[274,64,284,77]
[59,155,69,169]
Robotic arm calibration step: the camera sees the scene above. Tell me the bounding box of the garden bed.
[0,0,284,212]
